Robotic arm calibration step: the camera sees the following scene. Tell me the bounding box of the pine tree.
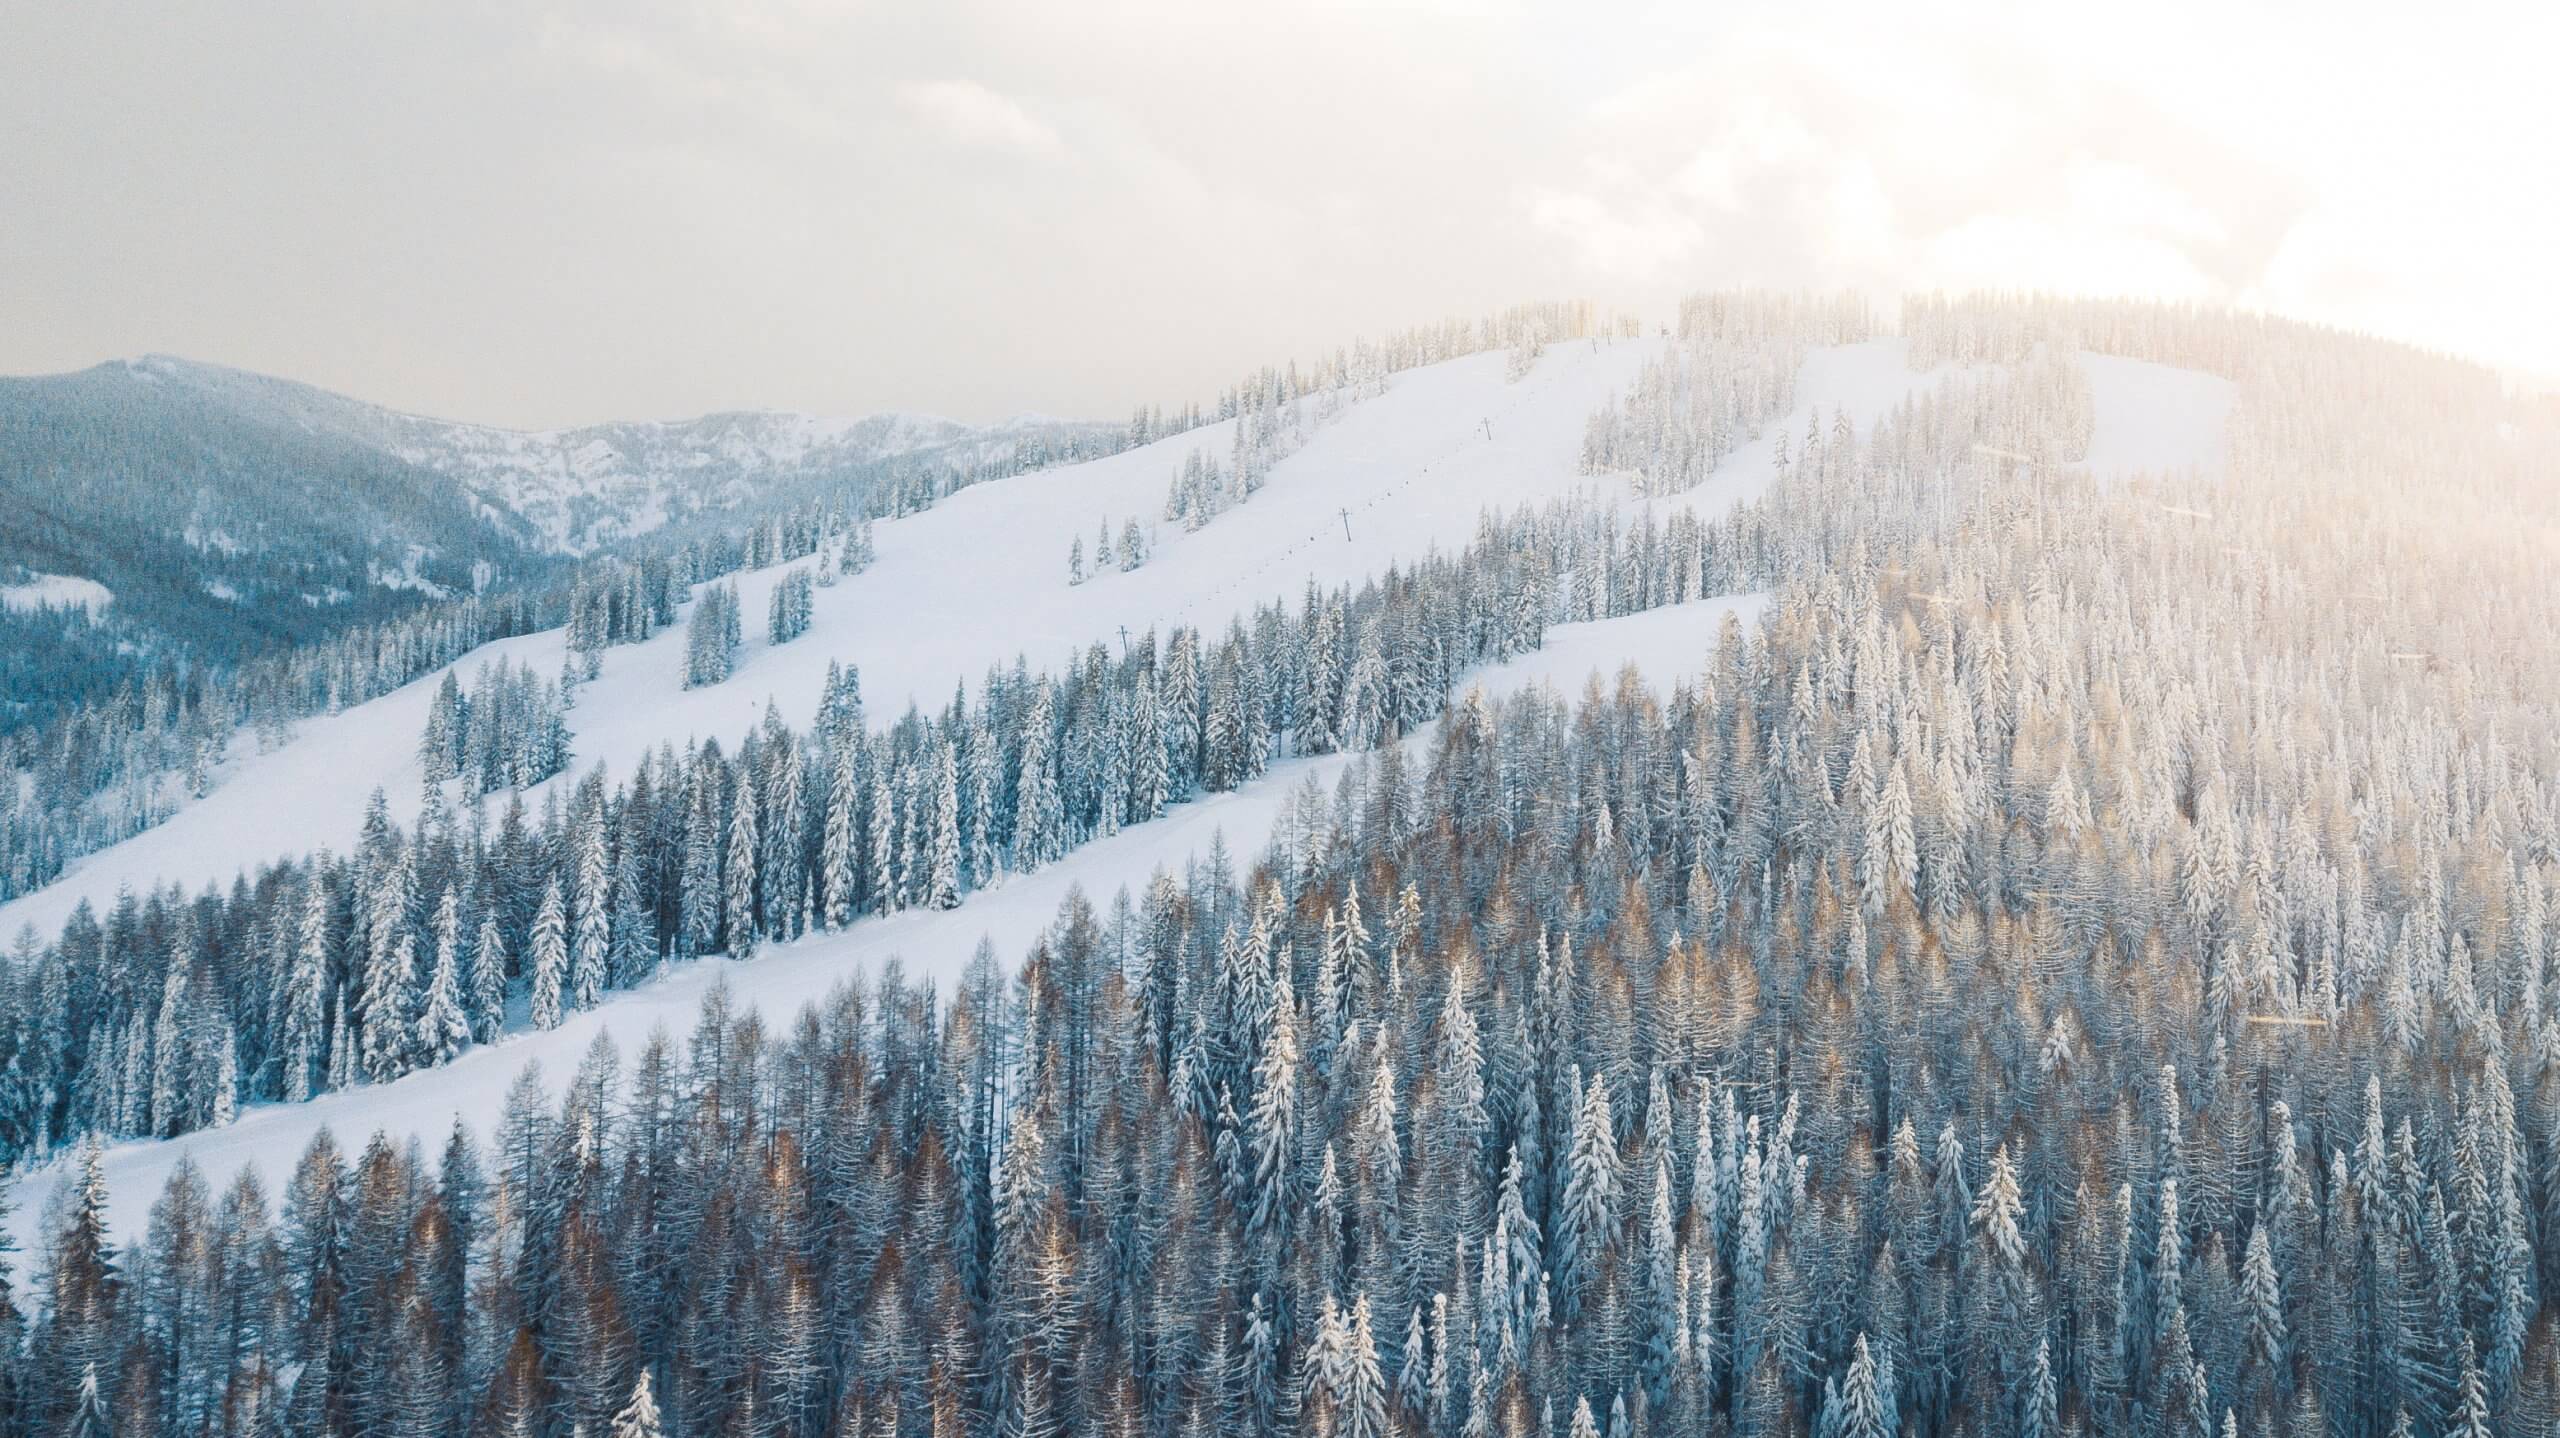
[1015,684,1062,869]
[685,583,737,688]
[2451,1338,2492,1438]
[2023,1337,2057,1438]
[1972,1141,2035,1399]
[570,805,611,1010]
[1557,1067,1619,1323]
[926,740,963,910]
[529,878,568,1031]
[1339,1293,1389,1438]
[822,740,860,928]
[48,1142,119,1414]
[867,746,898,912]
[613,1369,665,1438]
[608,838,653,987]
[469,910,508,1043]
[357,850,418,1084]
[1130,673,1167,823]
[724,769,761,957]
[1245,966,1300,1251]
[1835,1334,1889,1438]
[62,1362,106,1438]
[421,672,463,786]
[418,888,472,1064]
[681,753,724,955]
[282,873,333,1103]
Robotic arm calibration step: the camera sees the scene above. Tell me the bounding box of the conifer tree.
[529,878,568,1031]
[418,888,472,1064]
[822,741,860,928]
[282,874,334,1103]
[469,910,508,1043]
[1557,1068,1620,1324]
[613,1369,665,1438]
[927,739,963,910]
[724,770,761,956]
[571,806,611,1009]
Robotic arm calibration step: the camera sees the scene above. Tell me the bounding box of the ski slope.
[0,333,2103,945]
[0,337,1608,942]
[9,592,1771,1253]
[0,341,2226,945]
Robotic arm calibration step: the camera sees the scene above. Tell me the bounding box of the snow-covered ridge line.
[99,352,1118,556]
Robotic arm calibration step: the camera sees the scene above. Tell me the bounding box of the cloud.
[3,0,2551,424]
[898,80,1060,156]
[1520,15,2307,309]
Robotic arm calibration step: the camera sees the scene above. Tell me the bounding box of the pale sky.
[3,0,2552,428]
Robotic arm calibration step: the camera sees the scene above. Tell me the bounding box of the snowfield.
[0,573,113,616]
[1,337,2229,1247]
[2082,352,2235,481]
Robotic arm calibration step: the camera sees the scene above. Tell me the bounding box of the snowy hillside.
[2,333,2230,1247]
[6,592,1775,1254]
[0,336,2229,947]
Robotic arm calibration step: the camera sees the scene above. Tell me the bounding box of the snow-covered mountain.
[64,354,1121,556]
[2,330,2236,1251]
[374,408,1003,554]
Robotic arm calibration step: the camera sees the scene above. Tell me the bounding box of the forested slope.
[10,297,2536,1438]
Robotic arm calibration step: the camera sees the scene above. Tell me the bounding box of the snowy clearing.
[0,573,112,616]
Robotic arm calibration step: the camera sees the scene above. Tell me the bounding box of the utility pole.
[1482,418,1492,441]
[1117,624,1130,654]
[1339,507,1353,541]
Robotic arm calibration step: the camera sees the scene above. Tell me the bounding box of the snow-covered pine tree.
[724,766,761,956]
[418,888,472,1065]
[926,739,962,910]
[469,909,508,1043]
[527,877,567,1030]
[569,803,610,1010]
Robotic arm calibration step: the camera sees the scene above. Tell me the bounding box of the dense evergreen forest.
[2,294,2558,1438]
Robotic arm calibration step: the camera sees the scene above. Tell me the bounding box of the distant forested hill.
[0,355,1117,730]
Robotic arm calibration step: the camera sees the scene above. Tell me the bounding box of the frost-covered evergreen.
[682,580,742,688]
[417,656,569,797]
[767,566,815,645]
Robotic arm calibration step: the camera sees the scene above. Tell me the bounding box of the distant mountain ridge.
[82,354,1110,554]
[0,353,1116,727]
